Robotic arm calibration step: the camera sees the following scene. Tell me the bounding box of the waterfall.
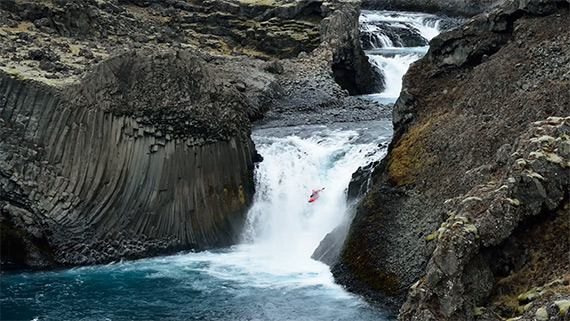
[243,122,392,267]
[237,9,444,274]
[359,10,442,104]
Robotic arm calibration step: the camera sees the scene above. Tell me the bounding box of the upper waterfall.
[358,10,442,103]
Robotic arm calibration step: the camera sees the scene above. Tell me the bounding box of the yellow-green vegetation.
[535,307,548,320]
[488,202,570,318]
[290,32,309,41]
[504,198,520,206]
[386,111,451,186]
[238,185,245,205]
[219,183,246,211]
[425,211,479,241]
[4,21,35,32]
[208,182,249,228]
[386,120,430,186]
[240,0,277,5]
[425,230,438,241]
[10,71,25,81]
[555,300,569,315]
[472,306,485,316]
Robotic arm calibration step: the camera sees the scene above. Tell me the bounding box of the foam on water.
[1,10,438,321]
[360,10,441,43]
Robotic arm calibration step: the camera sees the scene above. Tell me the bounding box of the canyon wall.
[1,0,386,268]
[334,0,570,320]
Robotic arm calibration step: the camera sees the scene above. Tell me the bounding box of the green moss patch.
[387,113,446,186]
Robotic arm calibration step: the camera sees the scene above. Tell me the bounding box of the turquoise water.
[1,9,443,320]
[1,247,391,321]
[1,122,394,321]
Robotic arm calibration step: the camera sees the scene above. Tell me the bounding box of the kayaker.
[310,187,325,198]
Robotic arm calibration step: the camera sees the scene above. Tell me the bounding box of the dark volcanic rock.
[319,1,384,94]
[347,160,380,201]
[0,49,257,268]
[334,0,570,319]
[399,117,570,321]
[0,0,387,269]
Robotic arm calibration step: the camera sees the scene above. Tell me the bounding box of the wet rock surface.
[1,49,257,267]
[360,21,429,49]
[334,0,570,319]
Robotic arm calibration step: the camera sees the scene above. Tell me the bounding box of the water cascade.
[359,10,441,104]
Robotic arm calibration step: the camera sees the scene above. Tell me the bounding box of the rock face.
[318,0,383,94]
[399,117,570,321]
[333,0,570,319]
[362,0,505,16]
[0,49,257,267]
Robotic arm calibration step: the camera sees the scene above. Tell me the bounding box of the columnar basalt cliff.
[334,0,570,319]
[1,49,258,267]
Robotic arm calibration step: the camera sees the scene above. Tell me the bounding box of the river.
[1,10,442,321]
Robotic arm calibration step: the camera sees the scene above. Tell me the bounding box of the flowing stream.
[1,11,441,321]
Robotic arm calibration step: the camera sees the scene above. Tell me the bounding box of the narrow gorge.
[1,0,569,321]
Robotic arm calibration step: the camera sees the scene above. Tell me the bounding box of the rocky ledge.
[333,0,570,319]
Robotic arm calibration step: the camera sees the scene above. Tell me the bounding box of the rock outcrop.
[399,117,570,321]
[333,0,570,319]
[0,0,381,94]
[1,49,257,267]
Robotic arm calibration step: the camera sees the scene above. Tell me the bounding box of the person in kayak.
[310,187,325,198]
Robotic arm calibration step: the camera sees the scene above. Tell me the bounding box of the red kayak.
[308,188,324,203]
[308,194,319,203]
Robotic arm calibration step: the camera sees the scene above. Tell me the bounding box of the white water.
[360,10,442,103]
[244,122,391,268]
[3,122,394,321]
